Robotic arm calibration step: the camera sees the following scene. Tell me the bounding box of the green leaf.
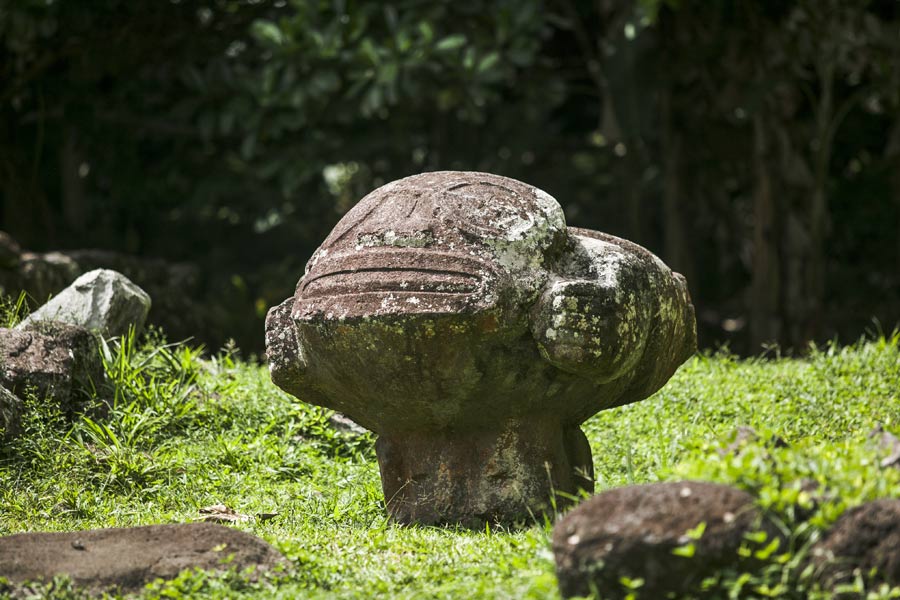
[463,47,476,70]
[377,62,399,84]
[685,521,706,540]
[618,576,645,590]
[672,542,696,558]
[251,20,284,46]
[418,21,434,42]
[743,530,768,544]
[396,30,412,53]
[477,52,500,73]
[435,34,466,52]
[360,37,380,64]
[753,537,781,560]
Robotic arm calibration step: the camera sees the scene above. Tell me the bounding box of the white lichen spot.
[476,188,564,304]
[358,229,434,248]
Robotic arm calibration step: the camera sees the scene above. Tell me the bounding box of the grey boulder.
[19,268,151,338]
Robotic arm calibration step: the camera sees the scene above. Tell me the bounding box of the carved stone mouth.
[294,248,497,318]
[302,269,480,296]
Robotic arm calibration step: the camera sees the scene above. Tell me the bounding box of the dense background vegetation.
[2,0,899,354]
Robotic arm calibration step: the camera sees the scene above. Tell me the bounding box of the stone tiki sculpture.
[266,171,696,526]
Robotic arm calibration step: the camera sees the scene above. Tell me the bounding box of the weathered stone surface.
[0,523,288,595]
[19,269,151,338]
[0,384,22,442]
[377,419,594,527]
[265,171,696,525]
[552,481,781,599]
[810,499,900,594]
[0,322,103,414]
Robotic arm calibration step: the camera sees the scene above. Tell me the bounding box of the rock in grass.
[0,384,21,442]
[552,481,782,599]
[0,523,288,595]
[868,425,900,468]
[0,322,103,416]
[0,231,21,268]
[717,425,788,457]
[18,269,151,338]
[266,171,697,526]
[810,499,900,594]
[328,412,368,436]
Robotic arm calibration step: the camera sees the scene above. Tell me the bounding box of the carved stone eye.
[439,181,533,240]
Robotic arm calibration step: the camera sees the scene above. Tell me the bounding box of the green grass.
[1,329,900,599]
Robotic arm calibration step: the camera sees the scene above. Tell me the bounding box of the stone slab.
[0,523,287,595]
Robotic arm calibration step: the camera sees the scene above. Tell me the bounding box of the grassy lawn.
[2,331,900,599]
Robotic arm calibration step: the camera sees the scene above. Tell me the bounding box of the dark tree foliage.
[1,0,898,353]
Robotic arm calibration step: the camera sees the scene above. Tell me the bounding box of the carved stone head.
[266,171,696,526]
[295,171,565,321]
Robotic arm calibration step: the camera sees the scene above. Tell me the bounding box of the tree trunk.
[1,115,55,247]
[888,121,900,268]
[1,116,35,241]
[750,113,781,349]
[660,88,691,284]
[60,127,87,240]
[805,60,835,347]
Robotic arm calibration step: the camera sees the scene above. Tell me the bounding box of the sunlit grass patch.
[0,332,898,598]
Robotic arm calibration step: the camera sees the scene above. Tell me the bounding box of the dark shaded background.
[2,0,899,355]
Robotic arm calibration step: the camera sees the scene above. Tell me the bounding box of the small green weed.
[0,291,29,328]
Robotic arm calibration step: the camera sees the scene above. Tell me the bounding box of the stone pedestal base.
[375,418,594,526]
